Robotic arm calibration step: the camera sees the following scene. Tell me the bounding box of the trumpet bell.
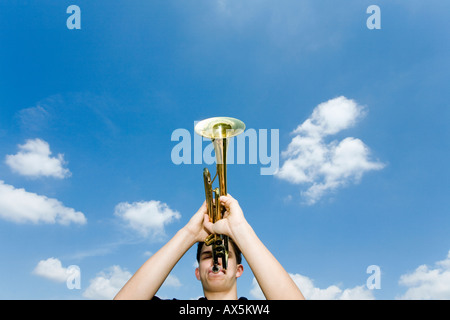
[195,117,245,139]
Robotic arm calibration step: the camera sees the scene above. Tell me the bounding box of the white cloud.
[5,138,71,179]
[276,96,385,204]
[114,200,181,238]
[82,266,181,300]
[32,257,79,284]
[163,274,182,288]
[291,96,365,137]
[250,273,375,300]
[397,251,450,300]
[0,180,86,225]
[83,266,132,300]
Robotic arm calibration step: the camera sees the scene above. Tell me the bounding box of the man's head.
[195,239,244,298]
[196,239,242,265]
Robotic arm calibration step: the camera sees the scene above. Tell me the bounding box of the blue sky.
[0,0,449,299]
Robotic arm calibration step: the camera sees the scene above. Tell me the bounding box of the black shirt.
[152,296,248,300]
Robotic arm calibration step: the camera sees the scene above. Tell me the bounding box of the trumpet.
[194,117,245,273]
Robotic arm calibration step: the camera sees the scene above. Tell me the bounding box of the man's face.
[195,242,243,293]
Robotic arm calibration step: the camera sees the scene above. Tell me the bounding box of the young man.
[114,194,304,300]
[194,238,245,300]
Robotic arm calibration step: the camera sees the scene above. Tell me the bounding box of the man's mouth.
[209,267,225,276]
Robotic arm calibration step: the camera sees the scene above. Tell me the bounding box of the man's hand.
[202,194,248,240]
[184,201,210,242]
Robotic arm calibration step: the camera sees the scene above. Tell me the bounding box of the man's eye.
[202,254,212,260]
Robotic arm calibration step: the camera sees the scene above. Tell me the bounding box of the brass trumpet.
[194,117,245,273]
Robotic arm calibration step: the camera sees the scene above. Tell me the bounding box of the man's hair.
[196,239,242,265]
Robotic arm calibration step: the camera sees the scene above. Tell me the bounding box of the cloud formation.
[0,180,86,225]
[83,266,132,300]
[276,96,385,204]
[5,138,71,179]
[250,272,374,300]
[398,251,450,299]
[114,200,181,238]
[32,257,79,283]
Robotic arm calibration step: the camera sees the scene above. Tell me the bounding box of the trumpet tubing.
[194,117,245,273]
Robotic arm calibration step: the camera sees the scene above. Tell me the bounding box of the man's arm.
[114,202,209,300]
[204,195,305,300]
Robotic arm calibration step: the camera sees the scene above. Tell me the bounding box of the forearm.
[114,227,197,300]
[231,222,305,300]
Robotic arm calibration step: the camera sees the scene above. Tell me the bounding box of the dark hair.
[196,239,242,265]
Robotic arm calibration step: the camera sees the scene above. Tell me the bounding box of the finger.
[203,213,214,234]
[218,195,230,206]
[219,195,238,210]
[209,219,229,236]
[220,193,234,201]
